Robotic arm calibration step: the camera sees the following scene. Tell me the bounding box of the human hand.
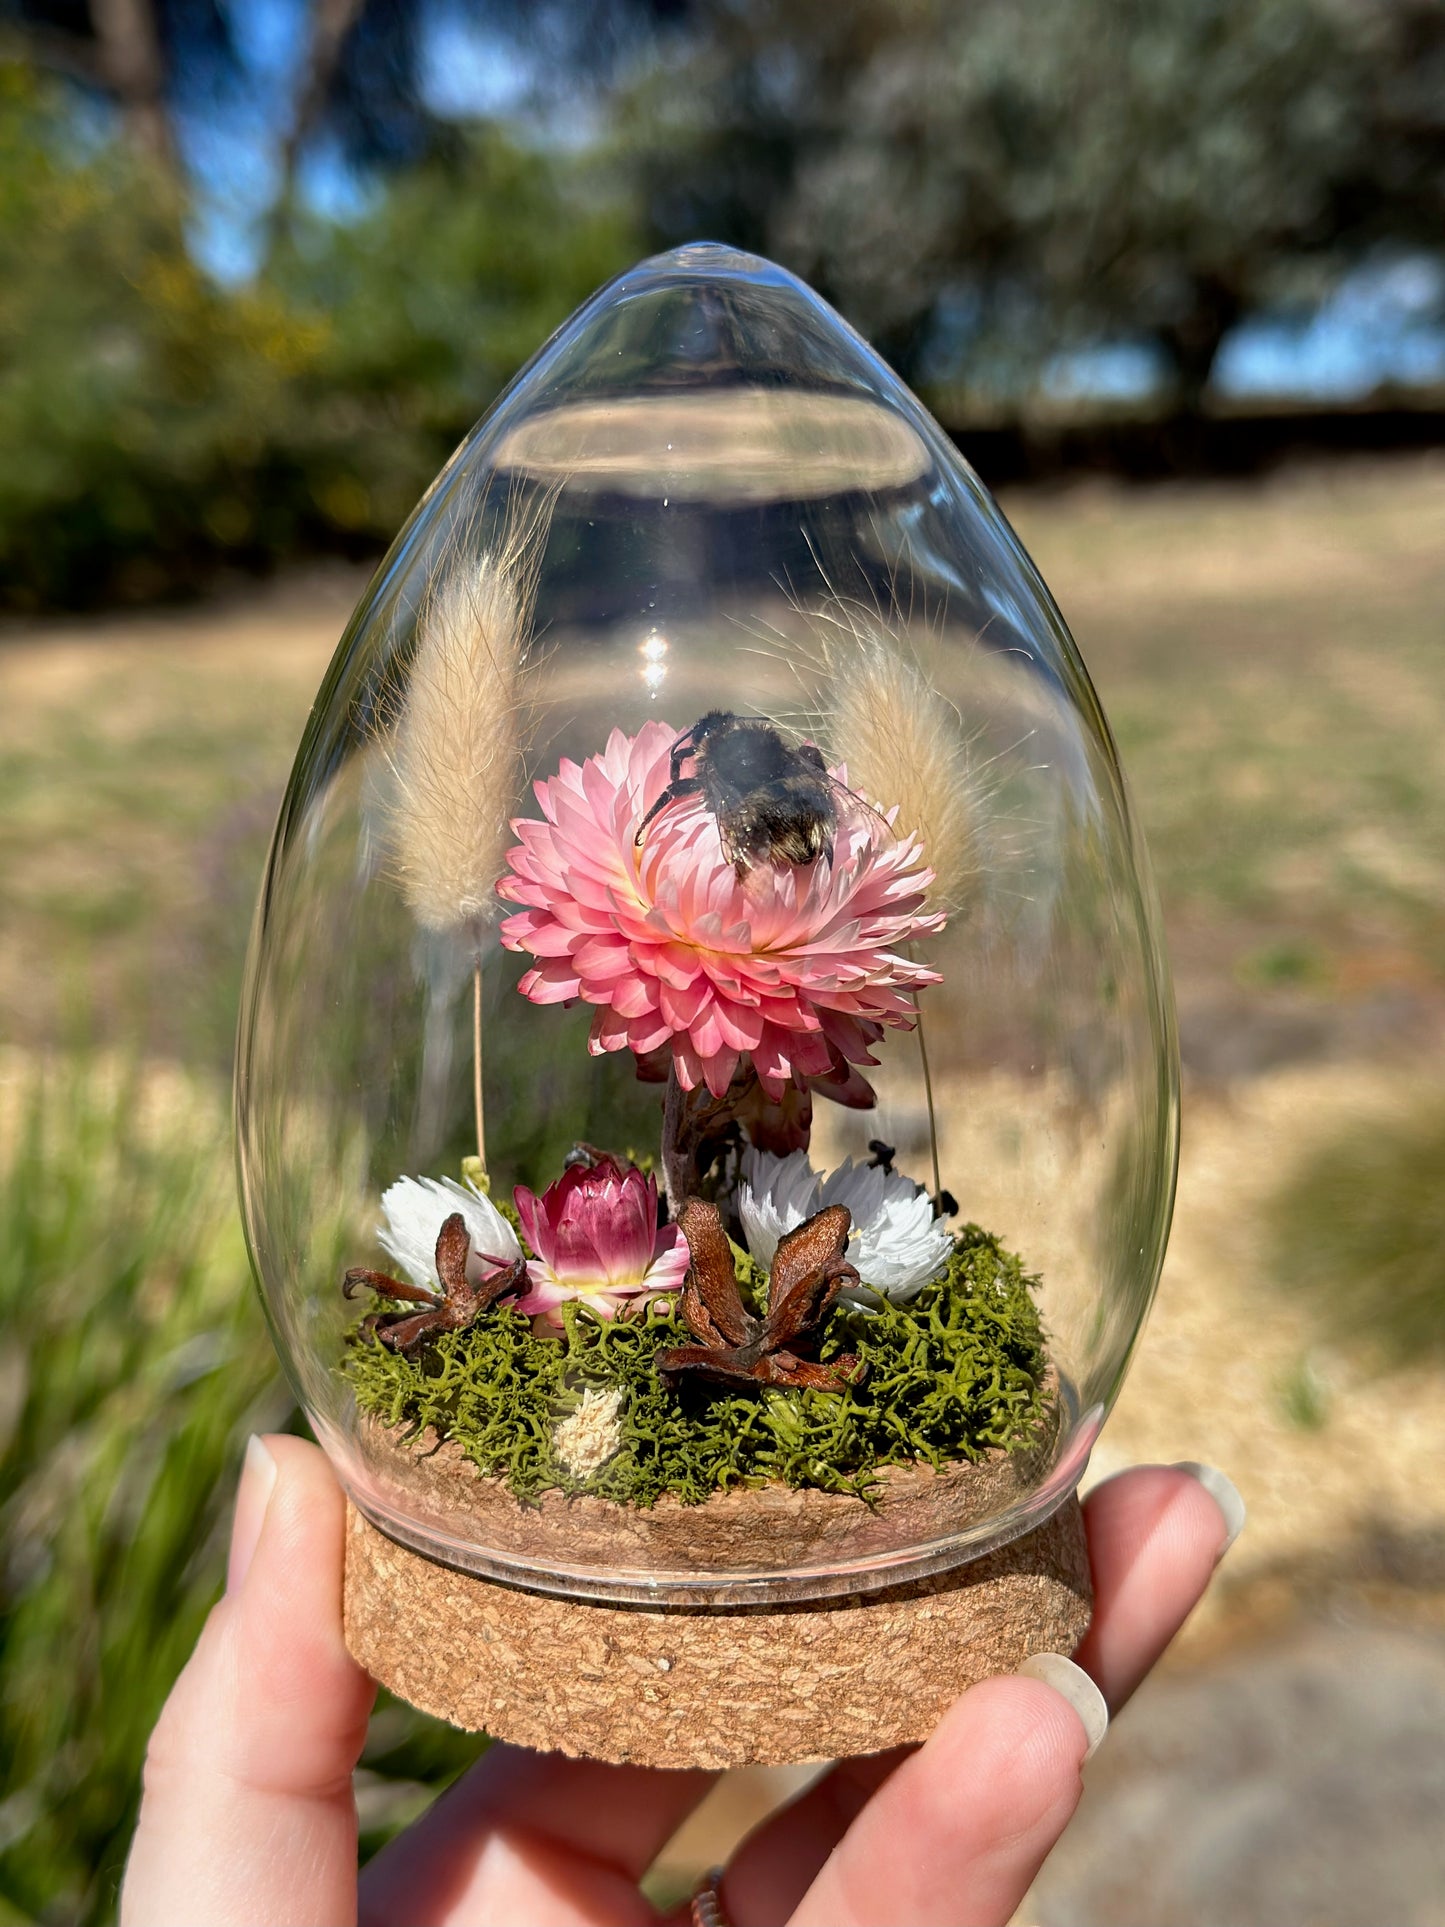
[121,1435,1240,1927]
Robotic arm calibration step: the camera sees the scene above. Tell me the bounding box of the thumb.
[121,1435,376,1927]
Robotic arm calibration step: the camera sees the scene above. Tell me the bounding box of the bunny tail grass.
[816,600,981,1204]
[382,488,557,1175]
[386,494,553,936]
[818,606,982,917]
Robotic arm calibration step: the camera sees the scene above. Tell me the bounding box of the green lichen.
[343,1224,1053,1506]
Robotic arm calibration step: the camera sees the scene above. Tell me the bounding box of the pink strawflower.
[512,1157,688,1327]
[497,721,944,1100]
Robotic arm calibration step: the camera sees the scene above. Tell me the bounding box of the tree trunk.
[276,0,366,207]
[1160,275,1243,415]
[90,0,173,170]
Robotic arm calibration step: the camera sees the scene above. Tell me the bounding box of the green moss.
[343,1224,1053,1506]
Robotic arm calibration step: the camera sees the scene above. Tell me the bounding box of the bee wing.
[824,771,896,843]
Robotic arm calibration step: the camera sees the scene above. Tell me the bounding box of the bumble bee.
[633,710,837,872]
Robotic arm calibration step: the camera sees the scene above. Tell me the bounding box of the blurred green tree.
[0,0,435,188]
[622,0,1445,405]
[0,59,320,603]
[0,58,636,606]
[264,127,636,545]
[0,0,682,207]
[1,0,1442,605]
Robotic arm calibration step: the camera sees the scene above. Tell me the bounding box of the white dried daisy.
[739,1148,953,1305]
[378,1174,522,1290]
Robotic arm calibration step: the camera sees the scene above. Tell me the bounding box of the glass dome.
[235,243,1178,1606]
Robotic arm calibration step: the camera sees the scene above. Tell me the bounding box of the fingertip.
[224,1434,374,1783]
[234,1431,365,1621]
[1172,1460,1246,1556]
[1084,1462,1233,1576]
[945,1672,1092,1785]
[1075,1462,1231,1710]
[227,1433,278,1595]
[904,1672,1091,1860]
[1018,1652,1109,1759]
[239,1433,348,1602]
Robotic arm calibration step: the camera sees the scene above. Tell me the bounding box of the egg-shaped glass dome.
[235,244,1178,1605]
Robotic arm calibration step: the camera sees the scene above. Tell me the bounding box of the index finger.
[717,1463,1236,1925]
[1073,1462,1241,1710]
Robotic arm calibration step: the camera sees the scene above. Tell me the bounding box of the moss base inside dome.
[343,1224,1052,1507]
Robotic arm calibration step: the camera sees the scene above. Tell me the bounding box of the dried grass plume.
[816,604,982,915]
[385,490,555,936]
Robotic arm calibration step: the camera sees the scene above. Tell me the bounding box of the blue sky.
[1216,256,1445,402]
[1042,255,1445,407]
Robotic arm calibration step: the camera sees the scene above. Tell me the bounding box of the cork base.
[343,1496,1092,1768]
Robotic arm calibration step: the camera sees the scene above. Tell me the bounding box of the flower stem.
[472,961,486,1177]
[660,1064,734,1218]
[915,1004,943,1205]
[661,1065,690,1219]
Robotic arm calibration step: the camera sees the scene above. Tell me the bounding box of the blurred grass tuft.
[1276,1354,1332,1431]
[1270,1097,1445,1367]
[0,1054,284,1922]
[0,1053,485,1922]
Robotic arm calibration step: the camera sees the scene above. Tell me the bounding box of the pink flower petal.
[658,977,709,1031]
[501,722,944,1095]
[511,1159,684,1319]
[609,973,659,1021]
[698,1043,740,1097]
[518,964,581,1004]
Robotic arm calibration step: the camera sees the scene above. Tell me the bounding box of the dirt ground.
[1091,1063,1445,1647]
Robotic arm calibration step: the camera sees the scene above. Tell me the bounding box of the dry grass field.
[3,453,1443,1920]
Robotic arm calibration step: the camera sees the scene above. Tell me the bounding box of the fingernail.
[227,1434,278,1596]
[1172,1461,1246,1558]
[1018,1652,1109,1761]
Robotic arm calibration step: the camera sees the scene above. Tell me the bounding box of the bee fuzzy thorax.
[635,709,838,873]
